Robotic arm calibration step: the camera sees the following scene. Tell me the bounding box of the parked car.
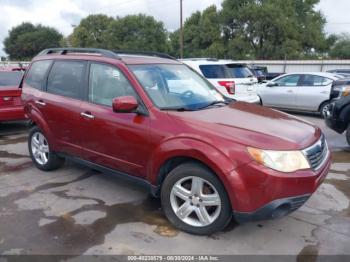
[325,78,350,145]
[249,65,267,83]
[22,48,331,235]
[181,59,260,104]
[0,69,25,122]
[258,72,341,117]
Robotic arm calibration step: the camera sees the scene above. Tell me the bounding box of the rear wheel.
[28,126,65,171]
[319,102,330,118]
[161,162,232,235]
[346,125,350,146]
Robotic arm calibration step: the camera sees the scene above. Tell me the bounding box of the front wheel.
[161,162,232,235]
[28,126,65,171]
[319,102,330,119]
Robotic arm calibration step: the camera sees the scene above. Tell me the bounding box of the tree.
[106,14,168,52]
[169,6,225,58]
[70,14,114,48]
[4,22,62,60]
[329,34,350,59]
[220,0,328,59]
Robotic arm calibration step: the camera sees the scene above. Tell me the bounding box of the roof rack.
[38,48,121,59]
[113,50,176,60]
[180,58,219,61]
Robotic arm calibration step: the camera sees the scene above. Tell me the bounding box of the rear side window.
[24,60,52,90]
[0,72,22,87]
[47,61,86,99]
[301,75,332,86]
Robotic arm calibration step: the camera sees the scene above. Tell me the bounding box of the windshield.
[129,64,225,110]
[0,71,22,87]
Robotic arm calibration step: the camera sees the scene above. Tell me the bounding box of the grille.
[289,195,310,211]
[303,135,329,171]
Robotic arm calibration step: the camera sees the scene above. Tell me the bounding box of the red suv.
[22,48,331,235]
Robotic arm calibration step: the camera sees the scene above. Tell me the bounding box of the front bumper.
[234,194,311,223]
[226,151,331,222]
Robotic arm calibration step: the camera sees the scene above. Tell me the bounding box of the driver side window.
[88,63,136,107]
[275,75,301,87]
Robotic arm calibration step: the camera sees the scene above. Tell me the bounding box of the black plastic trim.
[59,153,160,197]
[233,194,311,223]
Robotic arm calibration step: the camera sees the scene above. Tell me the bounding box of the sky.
[0,0,349,56]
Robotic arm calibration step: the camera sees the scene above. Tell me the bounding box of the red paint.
[112,96,138,113]
[22,53,331,213]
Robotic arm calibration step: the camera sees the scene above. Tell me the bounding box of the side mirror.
[266,82,278,87]
[112,96,138,113]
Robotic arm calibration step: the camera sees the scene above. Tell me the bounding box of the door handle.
[35,100,46,106]
[80,112,95,119]
[287,90,293,93]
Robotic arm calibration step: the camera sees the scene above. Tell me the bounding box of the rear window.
[226,64,253,78]
[0,72,22,87]
[199,64,253,79]
[24,60,52,90]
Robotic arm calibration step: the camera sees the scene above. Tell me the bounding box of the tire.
[28,126,65,171]
[319,101,330,119]
[161,162,232,235]
[346,125,350,146]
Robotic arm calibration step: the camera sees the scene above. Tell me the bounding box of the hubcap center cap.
[191,196,201,206]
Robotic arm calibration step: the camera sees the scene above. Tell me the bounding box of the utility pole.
[180,0,184,59]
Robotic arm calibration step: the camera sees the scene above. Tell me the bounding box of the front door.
[80,62,151,178]
[262,74,301,109]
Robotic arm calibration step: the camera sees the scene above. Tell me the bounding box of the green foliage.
[169,6,225,58]
[329,34,350,59]
[4,22,63,60]
[220,0,327,59]
[2,1,339,60]
[70,14,114,48]
[106,14,168,52]
[70,14,168,52]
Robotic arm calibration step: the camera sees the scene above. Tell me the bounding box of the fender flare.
[148,137,236,190]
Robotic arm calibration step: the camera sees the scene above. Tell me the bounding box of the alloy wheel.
[170,176,221,227]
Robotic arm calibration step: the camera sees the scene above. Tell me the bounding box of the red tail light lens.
[218,81,235,94]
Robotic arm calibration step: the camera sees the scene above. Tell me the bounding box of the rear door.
[43,60,87,156]
[261,74,301,109]
[226,64,258,99]
[296,75,332,111]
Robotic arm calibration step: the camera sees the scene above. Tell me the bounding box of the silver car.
[258,72,342,117]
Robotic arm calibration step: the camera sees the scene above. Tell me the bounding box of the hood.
[167,102,321,150]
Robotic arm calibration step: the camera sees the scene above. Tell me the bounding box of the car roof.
[180,59,247,66]
[34,48,181,65]
[281,72,340,80]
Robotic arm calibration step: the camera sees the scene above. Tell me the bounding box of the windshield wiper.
[161,107,195,112]
[197,100,229,110]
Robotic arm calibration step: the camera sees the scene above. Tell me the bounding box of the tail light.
[218,81,235,94]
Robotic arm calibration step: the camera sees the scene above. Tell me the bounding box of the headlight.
[247,147,310,173]
[333,85,350,97]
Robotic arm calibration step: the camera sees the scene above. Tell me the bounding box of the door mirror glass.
[112,96,138,113]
